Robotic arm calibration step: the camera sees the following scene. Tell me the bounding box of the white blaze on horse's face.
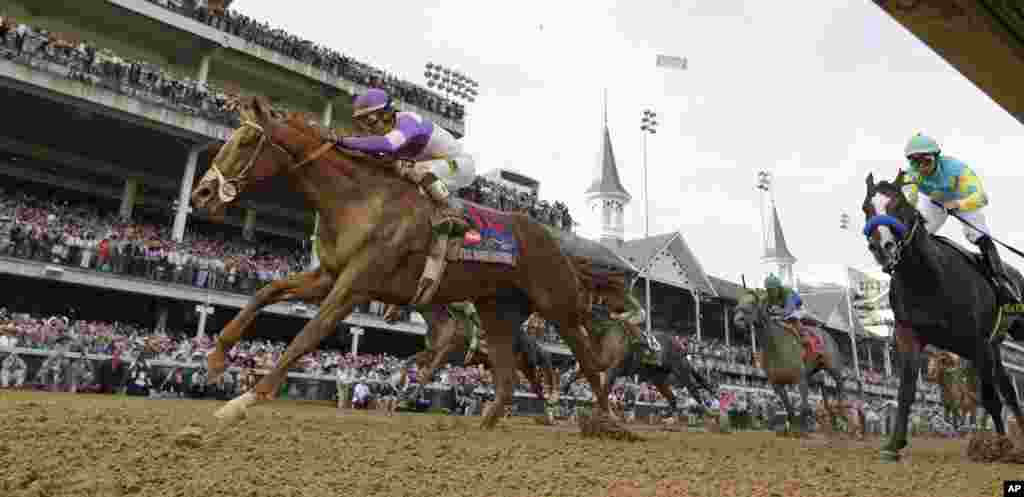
[870,192,899,258]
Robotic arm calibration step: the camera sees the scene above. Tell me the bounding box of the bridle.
[863,190,923,275]
[200,119,335,203]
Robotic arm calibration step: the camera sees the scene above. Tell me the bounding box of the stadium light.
[424,62,478,104]
[640,109,658,336]
[756,170,772,192]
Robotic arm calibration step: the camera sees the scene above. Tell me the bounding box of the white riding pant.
[916,193,990,244]
[415,153,477,190]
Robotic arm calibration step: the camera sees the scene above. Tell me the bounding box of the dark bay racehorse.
[733,289,854,435]
[412,305,561,423]
[862,172,1024,461]
[560,329,716,420]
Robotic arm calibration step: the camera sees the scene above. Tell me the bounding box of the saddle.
[931,235,986,272]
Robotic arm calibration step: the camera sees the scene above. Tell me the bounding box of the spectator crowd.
[146,0,465,123]
[0,17,239,127]
[0,187,307,295]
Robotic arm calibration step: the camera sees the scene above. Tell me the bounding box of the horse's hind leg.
[654,382,679,423]
[976,352,1006,435]
[208,270,333,382]
[993,357,1024,439]
[474,299,527,430]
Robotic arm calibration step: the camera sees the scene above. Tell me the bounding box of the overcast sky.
[236,0,1024,287]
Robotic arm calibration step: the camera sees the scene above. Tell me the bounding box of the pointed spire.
[585,90,630,199]
[762,204,796,262]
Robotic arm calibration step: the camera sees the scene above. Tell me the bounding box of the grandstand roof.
[876,2,1024,126]
[615,232,717,296]
[801,289,869,337]
[708,276,745,302]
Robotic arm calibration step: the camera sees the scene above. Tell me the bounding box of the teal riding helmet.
[764,274,782,290]
[904,133,940,158]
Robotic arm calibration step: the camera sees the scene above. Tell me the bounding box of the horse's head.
[862,171,920,272]
[191,96,324,215]
[926,351,959,383]
[733,289,767,330]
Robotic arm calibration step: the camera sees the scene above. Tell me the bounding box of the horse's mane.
[281,111,349,142]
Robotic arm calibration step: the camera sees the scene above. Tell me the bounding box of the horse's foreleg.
[797,374,812,433]
[416,308,458,385]
[774,384,796,434]
[881,323,924,461]
[542,366,559,423]
[215,250,373,424]
[208,270,333,382]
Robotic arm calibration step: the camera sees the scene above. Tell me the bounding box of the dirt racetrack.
[0,391,1020,497]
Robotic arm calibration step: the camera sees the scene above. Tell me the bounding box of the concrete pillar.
[723,303,730,349]
[321,100,334,128]
[173,147,199,242]
[866,341,874,372]
[307,99,333,270]
[242,208,256,241]
[883,342,892,377]
[119,178,139,221]
[694,291,701,342]
[197,53,212,84]
[155,305,169,333]
[196,302,215,339]
[350,327,364,356]
[309,212,320,270]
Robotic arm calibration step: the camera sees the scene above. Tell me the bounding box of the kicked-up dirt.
[0,390,1020,497]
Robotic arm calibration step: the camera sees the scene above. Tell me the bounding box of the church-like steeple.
[585,90,631,247]
[761,196,797,287]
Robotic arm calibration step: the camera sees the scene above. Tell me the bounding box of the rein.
[202,120,336,203]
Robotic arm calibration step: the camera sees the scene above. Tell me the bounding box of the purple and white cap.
[352,88,391,117]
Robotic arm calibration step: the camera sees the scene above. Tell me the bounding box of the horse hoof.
[215,392,256,423]
[879,450,901,462]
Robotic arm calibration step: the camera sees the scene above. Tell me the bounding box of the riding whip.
[931,199,1024,259]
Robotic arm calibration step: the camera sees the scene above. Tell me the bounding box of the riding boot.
[464,317,482,367]
[978,236,1024,315]
[420,172,469,233]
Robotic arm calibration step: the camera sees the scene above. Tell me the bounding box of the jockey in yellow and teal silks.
[901,133,1022,311]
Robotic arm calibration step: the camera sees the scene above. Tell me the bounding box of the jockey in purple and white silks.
[337,88,477,307]
[338,88,476,209]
